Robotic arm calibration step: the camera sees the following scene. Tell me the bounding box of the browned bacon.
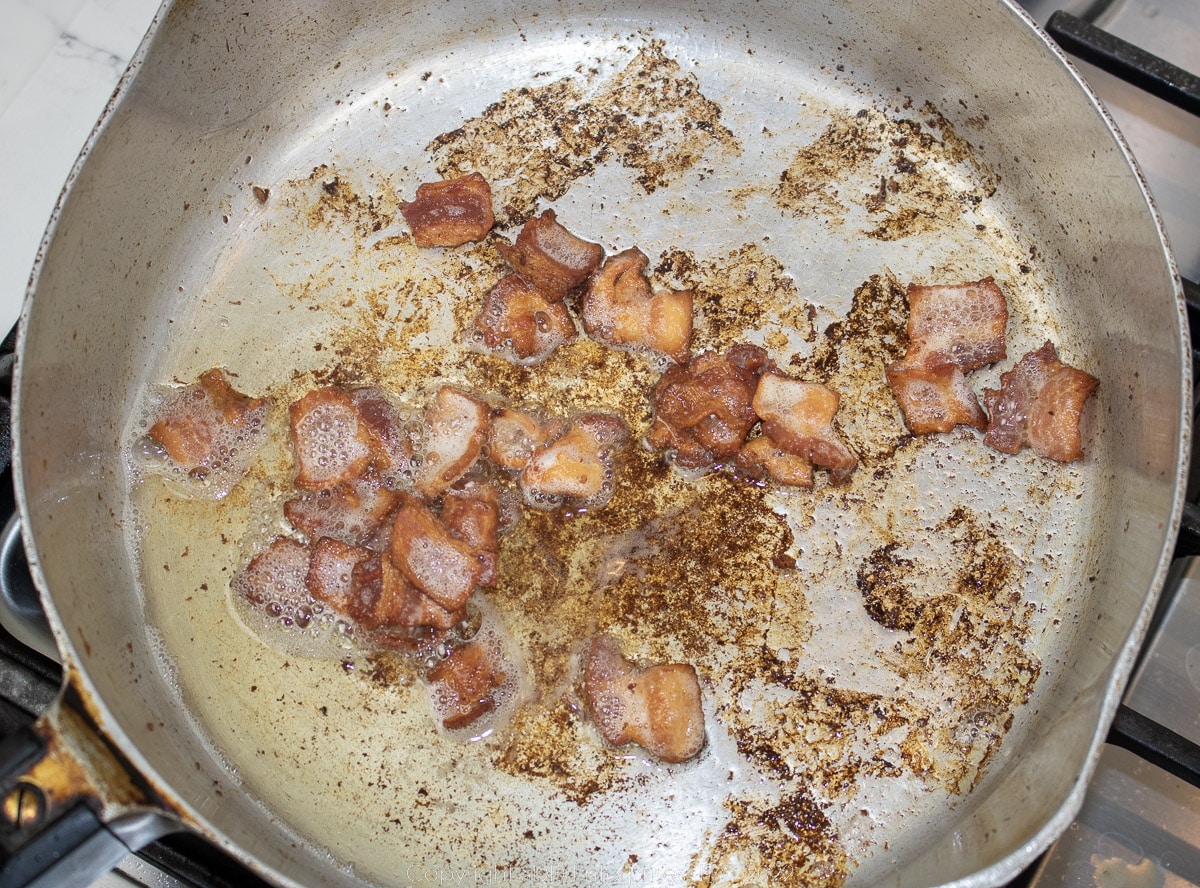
[646,345,769,468]
[426,640,508,730]
[887,278,1008,435]
[289,387,378,491]
[742,371,857,485]
[413,386,489,499]
[521,413,627,506]
[496,209,603,299]
[305,537,373,614]
[399,172,494,248]
[474,273,576,362]
[148,369,267,474]
[486,408,565,471]
[441,480,501,587]
[581,248,693,364]
[583,635,705,763]
[983,340,1099,461]
[349,387,413,480]
[389,494,482,612]
[884,361,987,434]
[283,472,400,547]
[346,553,463,632]
[231,537,310,611]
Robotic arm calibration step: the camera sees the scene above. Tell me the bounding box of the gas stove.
[0,2,1197,886]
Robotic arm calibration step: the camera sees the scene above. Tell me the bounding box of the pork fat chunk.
[521,413,627,507]
[886,278,1008,435]
[389,494,482,611]
[486,408,566,471]
[283,472,400,547]
[441,480,501,586]
[427,640,508,730]
[289,387,378,491]
[583,635,705,763]
[413,386,490,499]
[744,372,857,485]
[983,340,1099,461]
[147,368,268,488]
[581,248,693,364]
[496,209,603,299]
[399,172,494,247]
[475,273,576,362]
[646,344,769,469]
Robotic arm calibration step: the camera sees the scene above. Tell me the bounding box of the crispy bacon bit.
[413,386,490,499]
[441,481,501,586]
[289,387,377,491]
[736,435,814,488]
[745,371,857,485]
[399,172,494,247]
[983,340,1099,461]
[646,345,770,468]
[521,413,628,506]
[231,537,310,609]
[496,209,604,299]
[884,362,987,434]
[581,248,693,364]
[427,640,508,730]
[474,273,576,362]
[284,473,400,547]
[906,279,1008,370]
[347,553,463,632]
[486,408,565,471]
[887,278,1008,435]
[583,635,705,763]
[306,537,373,614]
[349,387,413,480]
[389,494,482,611]
[148,368,267,476]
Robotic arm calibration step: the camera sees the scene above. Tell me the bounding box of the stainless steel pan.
[0,0,1189,886]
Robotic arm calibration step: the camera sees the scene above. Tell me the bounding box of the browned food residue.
[429,41,740,222]
[775,104,996,241]
[655,244,819,351]
[690,788,848,888]
[792,273,911,461]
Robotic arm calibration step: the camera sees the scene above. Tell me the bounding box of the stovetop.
[0,2,1198,887]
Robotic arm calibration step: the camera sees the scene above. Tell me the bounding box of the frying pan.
[0,0,1189,885]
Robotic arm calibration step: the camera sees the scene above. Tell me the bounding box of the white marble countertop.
[0,0,162,337]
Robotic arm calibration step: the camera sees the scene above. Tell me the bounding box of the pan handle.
[0,688,179,887]
[0,515,59,664]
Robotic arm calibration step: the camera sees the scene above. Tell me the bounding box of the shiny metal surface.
[1125,557,1200,747]
[6,0,1189,886]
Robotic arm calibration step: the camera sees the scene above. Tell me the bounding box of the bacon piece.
[884,362,987,434]
[496,209,603,299]
[474,273,576,362]
[284,472,401,547]
[389,494,482,611]
[413,386,489,499]
[288,387,378,491]
[349,387,413,480]
[583,635,705,763]
[746,371,857,485]
[231,537,310,611]
[486,408,565,471]
[646,345,770,468]
[982,341,1099,461]
[521,413,628,506]
[306,537,373,613]
[441,480,501,586]
[736,435,814,488]
[427,640,508,730]
[148,368,267,476]
[581,248,693,364]
[399,172,494,248]
[906,279,1008,370]
[347,553,463,632]
[887,278,1008,435]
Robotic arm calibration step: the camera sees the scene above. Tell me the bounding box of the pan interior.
[16,1,1183,887]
